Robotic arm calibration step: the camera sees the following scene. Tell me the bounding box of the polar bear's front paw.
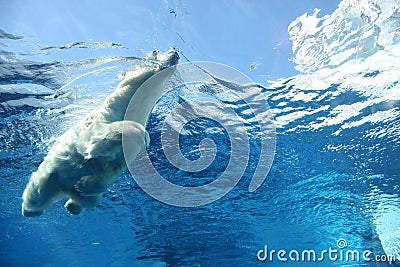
[64,199,83,215]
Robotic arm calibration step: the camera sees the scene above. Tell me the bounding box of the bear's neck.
[98,69,154,123]
[98,67,174,126]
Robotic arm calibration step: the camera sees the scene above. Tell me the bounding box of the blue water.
[1,1,400,266]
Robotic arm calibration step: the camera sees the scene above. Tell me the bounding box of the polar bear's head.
[118,48,179,89]
[145,47,180,70]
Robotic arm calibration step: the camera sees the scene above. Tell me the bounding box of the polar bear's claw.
[22,208,43,218]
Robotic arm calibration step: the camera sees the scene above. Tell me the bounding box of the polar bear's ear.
[118,72,126,80]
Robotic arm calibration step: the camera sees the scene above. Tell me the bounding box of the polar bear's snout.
[164,48,180,67]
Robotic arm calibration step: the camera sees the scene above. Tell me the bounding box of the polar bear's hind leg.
[65,192,102,215]
[64,199,83,215]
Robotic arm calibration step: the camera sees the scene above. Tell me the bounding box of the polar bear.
[22,48,179,217]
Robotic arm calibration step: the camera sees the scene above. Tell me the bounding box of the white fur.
[22,48,178,217]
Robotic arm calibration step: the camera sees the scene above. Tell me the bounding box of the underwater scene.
[1,0,399,266]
